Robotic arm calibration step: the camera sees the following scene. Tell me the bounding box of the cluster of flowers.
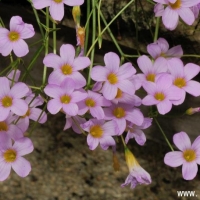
[1,0,200,189]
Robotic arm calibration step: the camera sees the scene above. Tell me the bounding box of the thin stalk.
[154,17,160,42]
[53,22,56,54]
[154,117,174,151]
[120,135,127,147]
[86,0,135,56]
[182,54,200,58]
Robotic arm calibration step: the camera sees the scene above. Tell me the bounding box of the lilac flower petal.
[87,134,99,150]
[8,124,24,140]
[147,43,161,59]
[10,82,29,98]
[170,90,185,105]
[181,0,200,8]
[49,2,64,21]
[7,69,21,83]
[103,108,113,120]
[13,137,34,156]
[32,0,51,9]
[91,66,108,81]
[63,103,78,116]
[63,0,84,6]
[154,3,164,17]
[157,38,169,53]
[71,116,86,134]
[102,82,118,100]
[43,53,63,69]
[90,107,105,119]
[126,109,144,126]
[102,120,117,136]
[12,39,29,57]
[48,70,65,85]
[167,85,183,101]
[12,157,31,177]
[173,132,191,151]
[142,81,156,95]
[100,136,115,150]
[60,44,75,64]
[118,63,136,79]
[71,91,87,103]
[0,107,10,121]
[60,78,75,94]
[182,162,198,180]
[20,24,35,39]
[134,130,146,146]
[142,95,158,106]
[156,74,173,91]
[29,108,47,123]
[11,99,28,116]
[17,117,29,133]
[141,118,153,129]
[44,84,63,98]
[184,80,200,96]
[184,63,200,81]
[104,52,120,72]
[0,132,12,149]
[164,151,184,167]
[137,55,152,74]
[9,16,24,31]
[178,7,195,25]
[0,39,12,56]
[191,136,200,154]
[47,99,62,114]
[166,45,183,58]
[0,77,10,97]
[0,162,11,181]
[118,80,135,95]
[153,57,168,73]
[157,100,172,115]
[73,57,90,71]
[92,82,103,92]
[70,72,86,89]
[162,7,179,30]
[115,118,126,135]
[64,117,72,130]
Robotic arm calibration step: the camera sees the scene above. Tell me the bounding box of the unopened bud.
[72,6,81,26]
[186,107,200,115]
[76,26,85,48]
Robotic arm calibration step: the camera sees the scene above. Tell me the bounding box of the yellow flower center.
[53,0,62,3]
[183,149,196,162]
[146,73,155,82]
[0,122,8,131]
[169,0,181,9]
[173,77,186,88]
[61,64,73,75]
[60,95,71,104]
[107,73,118,84]
[4,149,17,162]
[90,125,103,138]
[22,109,31,118]
[113,107,126,118]
[8,31,20,42]
[1,96,13,108]
[85,98,96,107]
[115,89,123,99]
[154,92,165,101]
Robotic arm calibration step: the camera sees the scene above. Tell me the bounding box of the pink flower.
[137,55,168,83]
[81,119,118,150]
[44,78,87,116]
[78,90,111,119]
[153,0,200,30]
[32,0,84,21]
[91,52,136,100]
[164,132,200,180]
[0,132,34,181]
[103,103,144,135]
[121,147,151,189]
[147,38,183,60]
[43,44,90,89]
[125,118,152,145]
[0,77,29,121]
[168,58,200,105]
[142,74,182,114]
[0,16,35,57]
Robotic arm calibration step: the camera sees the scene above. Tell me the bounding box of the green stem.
[182,54,200,58]
[154,117,174,151]
[86,0,135,56]
[120,135,127,148]
[154,17,160,42]
[53,22,56,54]
[42,7,49,85]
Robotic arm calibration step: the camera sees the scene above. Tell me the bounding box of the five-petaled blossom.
[44,78,87,116]
[91,52,136,100]
[0,77,29,121]
[164,132,200,180]
[121,147,151,189]
[0,16,35,57]
[142,73,182,114]
[147,38,183,60]
[153,0,200,30]
[32,0,84,21]
[0,132,34,181]
[81,119,118,150]
[43,44,90,89]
